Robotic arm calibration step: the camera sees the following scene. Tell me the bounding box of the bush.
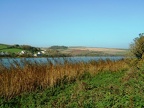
[130,33,144,59]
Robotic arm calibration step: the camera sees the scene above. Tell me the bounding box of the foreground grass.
[0,58,127,99]
[1,58,144,107]
[1,69,144,108]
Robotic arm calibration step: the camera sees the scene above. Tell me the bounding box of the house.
[34,54,37,57]
[37,52,42,56]
[33,52,42,57]
[19,51,26,55]
[19,50,26,55]
[41,50,46,54]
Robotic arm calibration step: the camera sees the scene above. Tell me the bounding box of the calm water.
[0,56,125,67]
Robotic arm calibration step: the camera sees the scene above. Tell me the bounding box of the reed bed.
[0,58,128,100]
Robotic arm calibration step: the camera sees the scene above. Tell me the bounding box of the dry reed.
[0,58,128,99]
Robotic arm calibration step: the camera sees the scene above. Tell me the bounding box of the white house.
[33,52,42,57]
[41,50,46,54]
[34,54,37,57]
[19,50,26,55]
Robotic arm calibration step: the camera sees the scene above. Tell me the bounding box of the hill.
[0,44,128,57]
[0,44,10,49]
[0,44,22,53]
[0,44,41,57]
[41,46,128,57]
[57,46,128,56]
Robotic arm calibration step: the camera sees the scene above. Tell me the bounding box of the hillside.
[0,44,41,57]
[0,44,10,50]
[0,44,21,53]
[0,44,128,57]
[51,46,128,56]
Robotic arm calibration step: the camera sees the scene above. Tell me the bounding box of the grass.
[0,44,22,53]
[0,44,8,49]
[0,58,144,107]
[1,48,22,53]
[1,68,144,108]
[0,70,124,108]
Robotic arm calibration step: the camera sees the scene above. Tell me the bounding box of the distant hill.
[0,44,40,53]
[60,47,128,56]
[0,44,10,49]
[43,46,128,56]
[0,44,128,57]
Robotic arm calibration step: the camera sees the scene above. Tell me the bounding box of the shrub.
[130,33,144,59]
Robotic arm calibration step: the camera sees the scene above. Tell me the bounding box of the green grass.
[0,44,9,49]
[1,69,144,108]
[0,44,22,53]
[1,48,22,53]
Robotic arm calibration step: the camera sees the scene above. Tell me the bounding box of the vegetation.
[44,49,71,57]
[130,33,144,59]
[49,45,68,49]
[7,44,40,53]
[0,44,9,49]
[0,44,41,57]
[0,57,130,107]
[2,69,144,108]
[0,44,22,53]
[0,57,144,107]
[1,48,22,53]
[59,47,128,57]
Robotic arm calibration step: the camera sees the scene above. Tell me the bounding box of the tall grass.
[0,58,128,100]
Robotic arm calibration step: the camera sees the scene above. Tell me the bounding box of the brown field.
[69,47,126,52]
[61,47,128,56]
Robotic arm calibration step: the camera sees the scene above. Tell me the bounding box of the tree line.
[8,44,41,53]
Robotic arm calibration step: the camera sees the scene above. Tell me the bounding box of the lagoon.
[0,56,125,67]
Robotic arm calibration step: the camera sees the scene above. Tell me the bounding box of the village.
[0,44,51,57]
[19,50,46,57]
[0,50,46,57]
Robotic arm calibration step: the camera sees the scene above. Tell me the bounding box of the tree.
[49,45,68,49]
[130,33,144,59]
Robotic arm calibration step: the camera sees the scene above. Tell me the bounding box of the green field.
[0,44,22,53]
[0,48,22,53]
[0,44,9,49]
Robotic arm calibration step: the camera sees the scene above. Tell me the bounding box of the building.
[33,52,42,57]
[19,50,26,55]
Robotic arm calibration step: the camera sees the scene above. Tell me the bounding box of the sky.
[0,0,144,48]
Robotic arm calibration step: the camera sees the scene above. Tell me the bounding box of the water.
[0,56,125,67]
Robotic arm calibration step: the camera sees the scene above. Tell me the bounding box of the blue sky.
[0,0,144,48]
